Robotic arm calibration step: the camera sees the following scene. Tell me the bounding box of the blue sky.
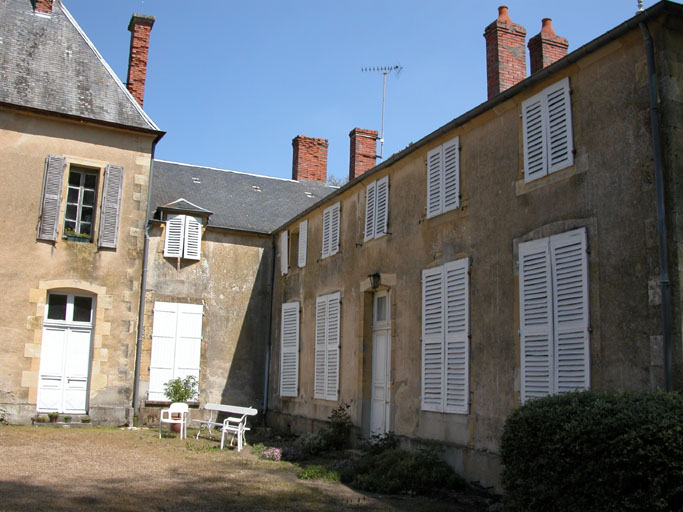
[63,0,663,181]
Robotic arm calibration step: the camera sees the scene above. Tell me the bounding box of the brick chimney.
[349,128,378,181]
[292,136,328,182]
[483,6,527,100]
[528,19,569,74]
[33,0,53,14]
[126,14,155,108]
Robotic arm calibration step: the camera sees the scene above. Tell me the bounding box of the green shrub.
[340,447,465,495]
[293,402,352,457]
[361,431,399,455]
[298,465,340,483]
[501,391,683,512]
[163,375,198,403]
[294,431,328,457]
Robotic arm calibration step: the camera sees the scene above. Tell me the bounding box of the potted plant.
[47,412,59,423]
[80,415,91,424]
[64,415,72,424]
[163,376,198,432]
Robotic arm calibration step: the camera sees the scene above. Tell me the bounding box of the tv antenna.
[362,65,402,159]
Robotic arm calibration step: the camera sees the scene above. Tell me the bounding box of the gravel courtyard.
[0,425,493,512]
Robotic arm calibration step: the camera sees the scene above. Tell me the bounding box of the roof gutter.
[640,19,673,392]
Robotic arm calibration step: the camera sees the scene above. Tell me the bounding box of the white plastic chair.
[159,402,188,439]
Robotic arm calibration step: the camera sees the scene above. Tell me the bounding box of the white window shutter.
[519,237,554,402]
[37,155,66,241]
[280,230,289,275]
[321,208,331,259]
[164,214,185,258]
[443,258,469,414]
[364,181,377,242]
[421,266,444,412]
[97,164,124,248]
[550,228,589,394]
[280,301,300,397]
[329,202,340,256]
[442,137,460,213]
[426,146,443,218]
[183,216,202,260]
[298,220,308,268]
[546,77,574,174]
[174,303,203,386]
[522,93,548,183]
[375,176,389,238]
[325,292,341,401]
[314,296,328,399]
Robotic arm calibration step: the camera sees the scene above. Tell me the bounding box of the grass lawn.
[0,425,496,511]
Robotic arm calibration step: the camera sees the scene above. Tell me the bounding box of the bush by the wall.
[501,391,683,511]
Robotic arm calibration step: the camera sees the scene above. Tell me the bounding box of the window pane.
[68,171,82,186]
[84,173,97,189]
[65,204,77,221]
[73,296,93,322]
[47,294,67,320]
[81,206,93,223]
[67,187,79,203]
[82,190,95,207]
[64,220,76,231]
[375,296,387,323]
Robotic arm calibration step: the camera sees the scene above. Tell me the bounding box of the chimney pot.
[484,6,527,100]
[349,128,378,181]
[528,18,569,74]
[126,13,155,107]
[33,0,53,14]
[292,136,329,183]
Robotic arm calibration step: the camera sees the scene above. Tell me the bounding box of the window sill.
[63,235,92,243]
[515,164,583,196]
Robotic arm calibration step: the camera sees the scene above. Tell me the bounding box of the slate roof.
[150,160,336,233]
[0,0,159,132]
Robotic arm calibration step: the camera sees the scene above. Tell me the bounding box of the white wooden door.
[370,291,391,435]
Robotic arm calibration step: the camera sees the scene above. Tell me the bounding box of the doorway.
[370,290,391,435]
[36,293,94,414]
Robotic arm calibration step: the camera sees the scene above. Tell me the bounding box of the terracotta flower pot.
[171,413,182,433]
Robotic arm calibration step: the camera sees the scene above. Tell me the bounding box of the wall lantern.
[368,273,381,290]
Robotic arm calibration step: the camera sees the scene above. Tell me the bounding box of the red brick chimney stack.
[126,14,155,108]
[349,128,379,181]
[292,136,329,182]
[483,6,527,100]
[34,0,53,14]
[528,18,569,74]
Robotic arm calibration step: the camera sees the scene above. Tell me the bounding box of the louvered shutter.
[37,155,66,241]
[375,176,389,238]
[149,302,178,401]
[174,303,203,387]
[329,202,340,256]
[97,164,124,248]
[426,146,443,218]
[550,228,589,393]
[546,78,574,174]
[314,296,328,399]
[519,238,554,401]
[280,301,300,397]
[442,137,460,213]
[298,220,308,268]
[443,258,469,414]
[364,181,376,241]
[321,208,331,258]
[183,216,202,260]
[421,266,444,412]
[280,230,289,275]
[164,214,185,258]
[522,92,548,183]
[325,292,341,401]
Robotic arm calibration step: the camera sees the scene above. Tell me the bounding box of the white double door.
[37,325,91,413]
[370,291,391,435]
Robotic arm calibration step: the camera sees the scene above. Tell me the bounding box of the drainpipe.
[262,235,277,425]
[132,136,161,420]
[640,21,673,392]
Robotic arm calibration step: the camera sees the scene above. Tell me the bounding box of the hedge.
[501,391,683,512]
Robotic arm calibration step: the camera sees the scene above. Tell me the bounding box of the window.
[321,202,340,259]
[298,220,308,268]
[518,227,589,402]
[37,155,124,248]
[421,258,469,414]
[426,136,459,219]
[279,230,289,275]
[45,293,94,324]
[521,77,574,183]
[280,301,300,397]
[163,214,202,260]
[148,302,203,402]
[314,291,341,401]
[364,176,389,241]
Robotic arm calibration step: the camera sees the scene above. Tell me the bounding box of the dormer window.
[163,214,202,260]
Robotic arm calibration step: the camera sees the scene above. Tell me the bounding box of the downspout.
[640,21,673,392]
[132,135,161,420]
[262,235,277,425]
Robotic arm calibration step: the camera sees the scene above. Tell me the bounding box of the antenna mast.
[362,65,402,159]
